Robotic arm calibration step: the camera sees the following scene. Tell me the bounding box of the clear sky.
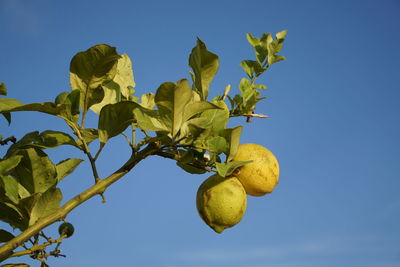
[1,0,400,266]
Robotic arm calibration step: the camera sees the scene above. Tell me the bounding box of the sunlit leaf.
[56,158,83,182]
[155,79,193,136]
[0,155,23,175]
[189,38,219,100]
[199,99,229,134]
[70,44,121,113]
[221,126,242,161]
[29,188,62,226]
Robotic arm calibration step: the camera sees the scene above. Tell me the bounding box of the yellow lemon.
[196,174,247,233]
[233,143,279,196]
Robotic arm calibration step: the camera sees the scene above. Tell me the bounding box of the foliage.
[0,30,287,266]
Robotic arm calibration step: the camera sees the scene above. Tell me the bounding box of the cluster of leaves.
[0,30,287,266]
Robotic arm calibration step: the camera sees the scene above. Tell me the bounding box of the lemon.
[233,143,279,196]
[196,174,247,233]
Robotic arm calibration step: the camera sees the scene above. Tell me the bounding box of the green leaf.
[0,176,19,204]
[221,126,243,161]
[155,79,193,137]
[2,112,11,125]
[199,98,229,134]
[0,98,23,112]
[239,77,254,102]
[216,161,252,178]
[0,155,23,175]
[240,60,266,79]
[90,54,136,113]
[0,83,7,96]
[70,44,121,113]
[182,101,222,122]
[0,229,14,243]
[140,93,156,109]
[76,128,98,147]
[11,148,57,194]
[205,136,227,154]
[56,158,83,182]
[55,90,81,120]
[98,101,138,144]
[133,107,169,132]
[29,187,62,226]
[176,162,206,174]
[0,202,25,230]
[189,38,219,100]
[6,131,78,156]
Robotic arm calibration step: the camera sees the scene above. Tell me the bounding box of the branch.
[0,143,159,262]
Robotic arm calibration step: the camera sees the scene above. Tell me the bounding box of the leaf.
[0,202,25,230]
[205,136,227,154]
[189,38,219,100]
[70,44,121,113]
[0,83,6,96]
[140,93,156,109]
[0,98,23,112]
[76,128,98,147]
[133,107,169,132]
[240,60,266,79]
[182,101,221,123]
[90,54,136,113]
[29,187,62,226]
[11,148,57,194]
[6,131,78,156]
[221,126,242,161]
[55,90,81,120]
[0,176,19,204]
[239,77,254,102]
[155,79,193,136]
[98,101,137,144]
[216,161,252,178]
[0,155,23,175]
[2,112,11,125]
[199,98,229,134]
[56,158,83,182]
[0,229,14,243]
[176,162,206,174]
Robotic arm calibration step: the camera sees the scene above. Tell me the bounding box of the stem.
[0,143,159,262]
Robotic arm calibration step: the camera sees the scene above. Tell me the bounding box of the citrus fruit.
[196,174,247,233]
[233,143,279,196]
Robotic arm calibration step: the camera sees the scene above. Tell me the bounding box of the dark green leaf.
[0,229,14,243]
[98,101,138,144]
[29,188,62,226]
[11,148,57,194]
[56,158,83,182]
[76,128,98,147]
[189,38,219,100]
[155,79,193,136]
[55,90,81,120]
[0,202,25,230]
[2,112,11,125]
[176,162,206,174]
[0,83,6,96]
[216,161,252,178]
[70,44,121,113]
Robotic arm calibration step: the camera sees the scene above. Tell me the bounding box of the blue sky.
[1,0,400,266]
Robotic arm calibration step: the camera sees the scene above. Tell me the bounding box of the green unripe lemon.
[196,174,247,233]
[58,222,74,238]
[234,143,279,196]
